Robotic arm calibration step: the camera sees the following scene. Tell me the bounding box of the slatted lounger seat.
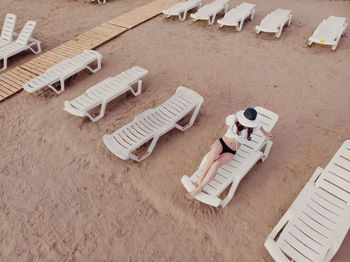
[63,66,148,122]
[0,20,41,72]
[162,0,202,21]
[308,16,347,51]
[0,13,16,48]
[23,50,102,94]
[190,0,229,25]
[217,2,255,31]
[103,86,204,162]
[255,9,292,38]
[181,106,279,208]
[265,140,350,262]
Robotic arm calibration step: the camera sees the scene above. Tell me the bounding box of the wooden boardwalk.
[0,0,179,102]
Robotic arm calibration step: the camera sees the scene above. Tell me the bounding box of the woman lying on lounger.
[187,108,273,199]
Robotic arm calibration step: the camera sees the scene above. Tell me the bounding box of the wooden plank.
[0,82,14,94]
[20,64,44,76]
[12,67,38,79]
[5,70,31,83]
[0,75,22,91]
[108,0,179,29]
[50,47,80,58]
[57,43,84,54]
[42,51,69,62]
[0,88,9,97]
[66,39,94,49]
[22,61,47,73]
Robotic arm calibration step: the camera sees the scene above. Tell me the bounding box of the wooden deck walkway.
[0,0,179,102]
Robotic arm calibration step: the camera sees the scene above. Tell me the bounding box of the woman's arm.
[260,127,273,139]
[225,114,236,127]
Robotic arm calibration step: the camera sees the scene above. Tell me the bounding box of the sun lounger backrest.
[316,140,350,205]
[255,106,279,132]
[16,20,36,46]
[240,107,279,152]
[1,13,16,42]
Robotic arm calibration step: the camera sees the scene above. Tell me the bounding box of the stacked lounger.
[162,0,202,21]
[308,16,347,51]
[217,2,256,31]
[190,0,229,25]
[255,9,292,38]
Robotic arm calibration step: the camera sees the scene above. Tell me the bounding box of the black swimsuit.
[219,138,236,155]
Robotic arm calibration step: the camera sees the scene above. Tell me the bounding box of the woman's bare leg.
[187,153,234,199]
[194,140,223,187]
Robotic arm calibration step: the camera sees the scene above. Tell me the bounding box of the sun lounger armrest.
[310,167,324,184]
[22,82,36,93]
[63,101,86,117]
[264,238,290,262]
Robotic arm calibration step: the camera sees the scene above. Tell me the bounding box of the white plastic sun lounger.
[63,66,148,122]
[308,16,347,51]
[190,0,229,25]
[0,20,41,72]
[217,2,255,31]
[0,13,16,48]
[103,86,204,162]
[162,0,202,21]
[265,139,350,262]
[255,9,292,38]
[23,50,102,94]
[181,106,279,208]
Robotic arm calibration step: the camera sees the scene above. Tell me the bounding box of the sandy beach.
[0,0,349,261]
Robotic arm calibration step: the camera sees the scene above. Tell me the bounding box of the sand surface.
[0,0,350,261]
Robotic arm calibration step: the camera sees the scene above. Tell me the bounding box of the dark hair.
[236,121,253,141]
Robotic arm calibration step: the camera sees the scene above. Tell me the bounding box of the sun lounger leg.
[342,23,347,36]
[129,135,160,162]
[209,15,216,25]
[237,19,244,32]
[262,140,273,162]
[130,80,142,96]
[48,78,65,94]
[224,4,228,14]
[86,57,102,73]
[276,26,283,39]
[0,57,8,72]
[332,37,340,51]
[179,11,188,21]
[288,15,292,26]
[88,100,107,122]
[221,180,240,208]
[28,41,42,54]
[175,103,201,131]
[251,9,255,20]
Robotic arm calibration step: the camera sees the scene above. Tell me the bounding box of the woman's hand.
[264,131,273,139]
[260,127,273,139]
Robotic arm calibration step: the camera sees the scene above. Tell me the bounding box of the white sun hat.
[236,108,259,128]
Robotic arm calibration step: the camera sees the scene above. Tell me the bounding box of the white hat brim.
[236,110,259,128]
